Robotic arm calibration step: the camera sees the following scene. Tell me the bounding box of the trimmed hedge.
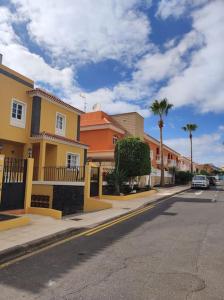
[115,137,151,177]
[175,171,193,185]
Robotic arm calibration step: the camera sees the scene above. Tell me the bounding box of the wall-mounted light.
[28,147,32,158]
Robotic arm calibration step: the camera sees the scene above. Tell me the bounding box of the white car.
[191,175,210,189]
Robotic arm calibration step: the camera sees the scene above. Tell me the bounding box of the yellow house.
[0,63,88,181]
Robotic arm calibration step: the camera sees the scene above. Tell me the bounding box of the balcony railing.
[168,159,177,167]
[33,166,85,182]
[44,166,85,182]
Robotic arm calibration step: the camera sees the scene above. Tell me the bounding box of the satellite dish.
[92,103,101,111]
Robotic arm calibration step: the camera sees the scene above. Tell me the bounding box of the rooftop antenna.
[80,93,87,112]
[92,103,101,111]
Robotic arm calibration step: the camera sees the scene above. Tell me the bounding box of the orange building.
[80,110,180,171]
[80,111,126,162]
[144,134,179,171]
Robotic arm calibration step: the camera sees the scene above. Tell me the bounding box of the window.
[150,150,154,160]
[10,99,26,128]
[67,153,80,168]
[113,135,118,145]
[56,113,66,136]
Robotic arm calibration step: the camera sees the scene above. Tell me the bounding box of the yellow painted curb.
[101,189,157,201]
[26,207,62,219]
[0,216,30,231]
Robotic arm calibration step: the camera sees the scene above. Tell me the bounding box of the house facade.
[178,156,192,172]
[144,134,179,171]
[80,111,126,163]
[0,63,88,181]
[80,110,180,170]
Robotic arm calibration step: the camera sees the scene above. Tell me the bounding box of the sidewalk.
[0,185,188,261]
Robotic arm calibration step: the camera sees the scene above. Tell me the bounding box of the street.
[1,184,224,300]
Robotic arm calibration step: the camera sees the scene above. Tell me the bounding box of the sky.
[0,0,224,166]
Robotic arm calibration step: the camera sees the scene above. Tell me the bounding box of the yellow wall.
[45,143,57,167]
[56,143,84,166]
[27,207,62,219]
[0,64,33,144]
[32,184,53,208]
[0,140,24,158]
[84,197,112,212]
[40,99,78,140]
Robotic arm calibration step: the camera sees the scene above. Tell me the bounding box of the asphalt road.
[1,184,224,300]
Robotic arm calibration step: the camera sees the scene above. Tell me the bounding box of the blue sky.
[0,0,224,166]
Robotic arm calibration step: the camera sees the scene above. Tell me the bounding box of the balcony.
[156,156,168,165]
[168,159,177,167]
[156,155,160,164]
[33,166,85,182]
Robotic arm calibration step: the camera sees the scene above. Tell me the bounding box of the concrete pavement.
[0,184,224,299]
[0,185,188,255]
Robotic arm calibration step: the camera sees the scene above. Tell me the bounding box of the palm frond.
[150,98,173,117]
[182,123,198,132]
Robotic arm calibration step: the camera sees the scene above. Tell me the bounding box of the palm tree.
[182,124,198,173]
[150,98,173,186]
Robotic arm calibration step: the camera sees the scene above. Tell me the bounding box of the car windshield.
[193,175,206,180]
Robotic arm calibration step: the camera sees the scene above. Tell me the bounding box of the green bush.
[115,137,151,177]
[175,171,193,185]
[105,168,128,195]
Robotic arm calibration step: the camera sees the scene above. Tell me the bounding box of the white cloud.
[218,125,224,131]
[156,0,208,19]
[11,0,151,65]
[70,88,150,117]
[0,0,223,117]
[157,0,224,112]
[0,5,150,115]
[0,7,78,93]
[165,133,224,167]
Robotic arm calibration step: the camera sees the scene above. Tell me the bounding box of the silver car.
[191,175,210,189]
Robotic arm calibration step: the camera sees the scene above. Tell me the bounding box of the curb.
[0,227,84,265]
[0,187,189,266]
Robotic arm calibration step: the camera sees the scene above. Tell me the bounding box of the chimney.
[0,54,2,64]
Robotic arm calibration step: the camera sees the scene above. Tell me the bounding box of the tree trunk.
[160,125,165,186]
[115,179,120,195]
[190,134,193,174]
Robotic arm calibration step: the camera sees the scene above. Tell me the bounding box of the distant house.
[80,110,180,171]
[80,111,126,163]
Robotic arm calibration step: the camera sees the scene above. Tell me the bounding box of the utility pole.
[80,93,87,112]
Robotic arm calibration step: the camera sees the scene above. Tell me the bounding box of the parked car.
[208,176,217,186]
[191,175,210,189]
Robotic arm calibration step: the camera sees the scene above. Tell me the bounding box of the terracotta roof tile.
[27,88,84,114]
[31,132,88,148]
[80,111,127,132]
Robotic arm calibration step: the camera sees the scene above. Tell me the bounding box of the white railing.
[168,159,177,167]
[156,155,160,164]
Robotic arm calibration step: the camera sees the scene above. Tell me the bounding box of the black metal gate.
[90,167,99,197]
[0,158,27,211]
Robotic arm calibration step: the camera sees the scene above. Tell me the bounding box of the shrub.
[105,168,127,195]
[115,137,151,177]
[175,171,193,185]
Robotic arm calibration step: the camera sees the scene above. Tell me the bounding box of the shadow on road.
[0,191,218,294]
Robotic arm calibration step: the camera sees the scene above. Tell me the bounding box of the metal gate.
[0,158,27,211]
[90,167,99,197]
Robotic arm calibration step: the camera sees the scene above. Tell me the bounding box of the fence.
[43,166,85,182]
[3,157,27,183]
[33,166,85,182]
